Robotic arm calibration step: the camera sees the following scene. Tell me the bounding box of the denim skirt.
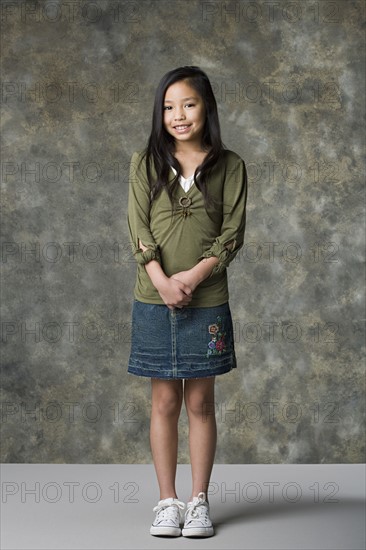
[127,299,237,380]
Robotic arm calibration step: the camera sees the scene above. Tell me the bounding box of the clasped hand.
[138,240,197,310]
[159,270,197,311]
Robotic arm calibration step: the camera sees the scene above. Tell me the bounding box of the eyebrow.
[164,96,198,103]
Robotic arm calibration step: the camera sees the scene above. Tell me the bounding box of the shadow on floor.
[211,497,365,531]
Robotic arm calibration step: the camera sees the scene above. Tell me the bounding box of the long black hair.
[141,66,225,211]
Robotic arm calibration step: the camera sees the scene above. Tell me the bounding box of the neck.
[173,143,210,156]
[173,140,207,156]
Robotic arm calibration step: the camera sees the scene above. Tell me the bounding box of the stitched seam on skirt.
[171,310,177,378]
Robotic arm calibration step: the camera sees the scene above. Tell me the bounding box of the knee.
[185,393,214,418]
[152,390,182,417]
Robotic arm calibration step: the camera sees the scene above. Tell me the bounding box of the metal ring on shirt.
[179,197,192,208]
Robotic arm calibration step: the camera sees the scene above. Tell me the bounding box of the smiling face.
[163,79,206,148]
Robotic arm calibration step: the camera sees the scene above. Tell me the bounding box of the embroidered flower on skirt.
[207,315,227,357]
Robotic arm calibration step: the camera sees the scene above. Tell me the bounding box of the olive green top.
[127,149,248,307]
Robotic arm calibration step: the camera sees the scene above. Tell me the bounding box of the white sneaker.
[182,492,214,537]
[150,497,185,536]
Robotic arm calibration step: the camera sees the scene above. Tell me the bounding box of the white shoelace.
[153,498,185,524]
[185,492,210,524]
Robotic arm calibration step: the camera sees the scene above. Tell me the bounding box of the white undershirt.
[171,166,198,193]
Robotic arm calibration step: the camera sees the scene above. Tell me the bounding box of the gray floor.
[1,464,365,550]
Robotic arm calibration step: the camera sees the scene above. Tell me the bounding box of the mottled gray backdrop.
[1,0,365,463]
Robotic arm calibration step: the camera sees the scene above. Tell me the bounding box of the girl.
[127,66,248,538]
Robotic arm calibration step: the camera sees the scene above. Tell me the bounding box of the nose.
[174,108,185,120]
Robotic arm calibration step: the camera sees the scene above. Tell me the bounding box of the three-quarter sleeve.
[127,151,162,266]
[196,156,248,277]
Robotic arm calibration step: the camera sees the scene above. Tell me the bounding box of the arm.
[198,156,248,275]
[127,152,162,265]
[170,256,220,292]
[127,152,192,308]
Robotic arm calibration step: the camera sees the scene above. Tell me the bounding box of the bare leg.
[184,377,217,502]
[150,378,183,500]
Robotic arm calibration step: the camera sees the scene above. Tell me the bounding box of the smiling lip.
[173,124,191,132]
